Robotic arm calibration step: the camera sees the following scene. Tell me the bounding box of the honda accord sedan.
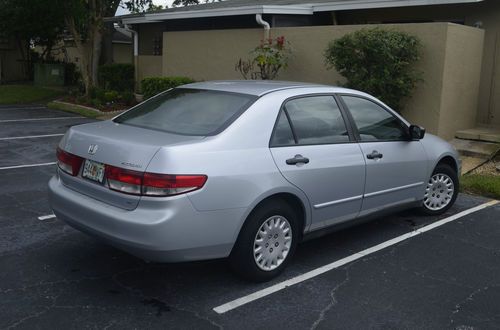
[48,80,460,281]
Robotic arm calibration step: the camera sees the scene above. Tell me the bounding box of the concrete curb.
[51,100,125,115]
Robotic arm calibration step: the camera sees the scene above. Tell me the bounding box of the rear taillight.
[105,165,207,197]
[106,165,143,195]
[56,147,84,176]
[143,173,207,196]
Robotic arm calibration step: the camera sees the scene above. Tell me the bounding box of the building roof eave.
[113,0,484,25]
[312,0,484,12]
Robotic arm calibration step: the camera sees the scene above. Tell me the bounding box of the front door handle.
[286,154,310,165]
[366,150,383,160]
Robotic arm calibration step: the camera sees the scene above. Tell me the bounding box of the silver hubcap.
[253,215,292,271]
[424,173,454,211]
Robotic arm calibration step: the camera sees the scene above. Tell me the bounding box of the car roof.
[180,80,353,97]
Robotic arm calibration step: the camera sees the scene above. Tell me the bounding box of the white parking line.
[0,134,64,141]
[0,162,56,171]
[213,200,499,314]
[0,116,84,123]
[38,214,56,221]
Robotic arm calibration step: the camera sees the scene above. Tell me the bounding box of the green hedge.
[99,64,135,92]
[325,28,421,112]
[141,76,195,99]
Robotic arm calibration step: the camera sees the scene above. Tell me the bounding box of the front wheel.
[420,163,459,215]
[229,200,299,282]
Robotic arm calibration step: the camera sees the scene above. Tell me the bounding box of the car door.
[270,95,366,231]
[339,95,428,216]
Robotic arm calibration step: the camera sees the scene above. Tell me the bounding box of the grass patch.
[47,101,101,119]
[460,174,500,200]
[0,85,64,104]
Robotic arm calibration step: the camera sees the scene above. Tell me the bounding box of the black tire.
[229,199,300,282]
[420,163,459,216]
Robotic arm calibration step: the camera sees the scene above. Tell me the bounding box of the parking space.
[1,105,499,329]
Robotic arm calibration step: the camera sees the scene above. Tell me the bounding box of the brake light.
[106,166,143,195]
[105,165,207,197]
[143,173,207,196]
[56,147,83,176]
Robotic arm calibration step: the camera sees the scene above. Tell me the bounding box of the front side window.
[342,96,408,141]
[271,96,349,146]
[114,88,256,136]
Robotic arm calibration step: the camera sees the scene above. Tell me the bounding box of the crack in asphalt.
[2,265,223,329]
[448,285,500,330]
[310,268,351,330]
[111,267,224,329]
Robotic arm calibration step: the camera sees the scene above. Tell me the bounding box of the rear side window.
[114,88,256,136]
[271,96,349,146]
[271,111,296,147]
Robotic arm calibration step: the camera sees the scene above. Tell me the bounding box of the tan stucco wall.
[438,24,484,140]
[160,23,483,139]
[136,55,163,83]
[112,43,133,64]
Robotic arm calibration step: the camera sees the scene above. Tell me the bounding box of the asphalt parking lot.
[1,104,500,330]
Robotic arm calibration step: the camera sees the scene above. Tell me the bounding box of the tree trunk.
[15,36,29,80]
[65,15,104,97]
[91,26,103,89]
[101,22,114,65]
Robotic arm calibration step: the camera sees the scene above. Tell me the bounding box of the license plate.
[82,159,105,183]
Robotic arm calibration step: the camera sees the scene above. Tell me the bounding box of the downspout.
[332,12,338,25]
[256,14,271,40]
[123,24,138,56]
[123,23,139,92]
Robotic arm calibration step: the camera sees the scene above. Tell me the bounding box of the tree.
[172,0,199,6]
[324,28,422,112]
[0,0,66,77]
[61,0,153,95]
[172,0,221,7]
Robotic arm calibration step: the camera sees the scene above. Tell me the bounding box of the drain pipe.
[256,14,270,40]
[123,24,138,57]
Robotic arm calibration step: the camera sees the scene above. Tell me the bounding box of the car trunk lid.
[59,120,204,210]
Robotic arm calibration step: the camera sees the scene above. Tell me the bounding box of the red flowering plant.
[235,36,291,80]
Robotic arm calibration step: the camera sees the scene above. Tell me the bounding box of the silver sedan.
[48,81,460,281]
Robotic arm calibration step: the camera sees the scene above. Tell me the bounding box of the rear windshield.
[114,88,257,136]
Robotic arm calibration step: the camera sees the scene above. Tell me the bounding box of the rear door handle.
[286,154,310,165]
[366,150,383,160]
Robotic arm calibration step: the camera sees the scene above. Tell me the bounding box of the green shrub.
[325,28,422,112]
[65,62,81,86]
[89,87,106,102]
[90,98,102,108]
[120,91,135,105]
[236,36,292,80]
[141,76,195,99]
[104,90,119,103]
[98,64,135,92]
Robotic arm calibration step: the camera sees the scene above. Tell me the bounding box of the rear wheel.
[420,163,459,215]
[229,200,299,282]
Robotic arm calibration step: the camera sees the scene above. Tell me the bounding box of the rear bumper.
[48,175,246,262]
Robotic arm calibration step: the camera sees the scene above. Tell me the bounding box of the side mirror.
[409,125,426,140]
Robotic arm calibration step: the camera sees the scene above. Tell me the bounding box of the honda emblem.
[88,144,99,155]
